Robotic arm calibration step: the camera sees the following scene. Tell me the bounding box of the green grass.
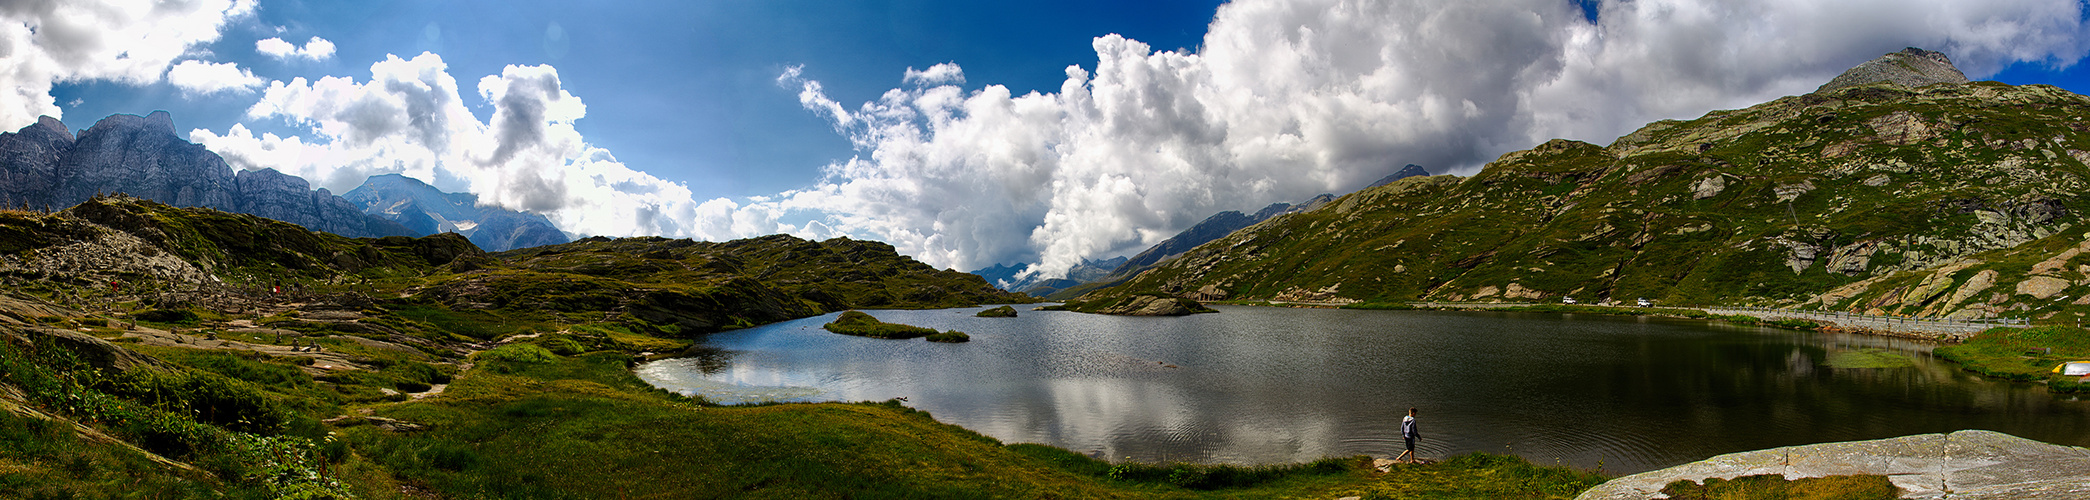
[1312,453,1608,499]
[1936,326,2090,390]
[0,334,351,498]
[0,411,254,499]
[1660,474,1901,500]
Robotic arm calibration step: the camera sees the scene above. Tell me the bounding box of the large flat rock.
[1577,430,2090,499]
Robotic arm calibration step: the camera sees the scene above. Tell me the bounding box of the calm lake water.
[635,305,2090,473]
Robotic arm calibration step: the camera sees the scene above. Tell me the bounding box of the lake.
[635,305,2090,473]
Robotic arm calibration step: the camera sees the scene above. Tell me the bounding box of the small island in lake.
[976,305,1018,317]
[825,310,970,342]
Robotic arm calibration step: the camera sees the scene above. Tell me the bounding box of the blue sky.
[10,0,2090,277]
[49,0,1225,202]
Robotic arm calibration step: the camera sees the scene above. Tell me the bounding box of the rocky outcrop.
[0,112,414,238]
[1815,47,1970,94]
[1577,430,2090,500]
[342,174,568,252]
[0,116,72,209]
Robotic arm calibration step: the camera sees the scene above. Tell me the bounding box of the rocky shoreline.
[1576,430,2090,499]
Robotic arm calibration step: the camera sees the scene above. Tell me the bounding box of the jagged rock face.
[0,112,414,238]
[59,111,239,211]
[0,116,72,209]
[233,168,413,238]
[342,173,568,252]
[1815,47,1969,94]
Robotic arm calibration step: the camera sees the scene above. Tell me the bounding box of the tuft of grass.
[474,343,557,364]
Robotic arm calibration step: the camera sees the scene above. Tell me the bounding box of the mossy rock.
[823,311,938,339]
[975,305,1017,317]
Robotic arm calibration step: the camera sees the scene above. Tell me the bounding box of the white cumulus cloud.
[193,53,774,241]
[0,0,257,129]
[165,60,263,96]
[717,0,2090,279]
[256,36,337,61]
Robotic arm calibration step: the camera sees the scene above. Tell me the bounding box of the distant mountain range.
[964,170,1439,298]
[0,112,413,238]
[343,174,568,252]
[969,256,1126,296]
[0,112,567,251]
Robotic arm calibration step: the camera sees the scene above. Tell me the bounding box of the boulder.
[1577,430,2090,500]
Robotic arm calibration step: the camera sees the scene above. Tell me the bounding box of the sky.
[7,0,2090,280]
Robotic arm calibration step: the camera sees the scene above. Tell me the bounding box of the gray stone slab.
[1576,430,2090,499]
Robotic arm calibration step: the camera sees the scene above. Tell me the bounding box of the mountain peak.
[33,115,71,142]
[1365,164,1430,190]
[1814,47,1968,94]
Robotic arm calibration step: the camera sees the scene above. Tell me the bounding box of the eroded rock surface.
[1577,430,2090,500]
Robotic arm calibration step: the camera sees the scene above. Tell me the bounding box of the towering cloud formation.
[0,0,257,127]
[748,0,2090,278]
[192,54,728,240]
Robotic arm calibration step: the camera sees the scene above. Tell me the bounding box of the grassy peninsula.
[1936,325,2090,393]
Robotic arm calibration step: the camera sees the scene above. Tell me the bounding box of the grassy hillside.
[1097,81,2090,323]
[0,196,1606,498]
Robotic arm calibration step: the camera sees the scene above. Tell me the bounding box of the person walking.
[1395,407,1421,463]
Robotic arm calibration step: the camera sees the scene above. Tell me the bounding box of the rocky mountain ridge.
[1089,49,2090,322]
[0,112,415,239]
[342,173,568,252]
[1816,47,1968,95]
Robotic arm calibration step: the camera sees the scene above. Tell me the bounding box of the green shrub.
[926,330,971,343]
[476,344,557,364]
[538,336,586,355]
